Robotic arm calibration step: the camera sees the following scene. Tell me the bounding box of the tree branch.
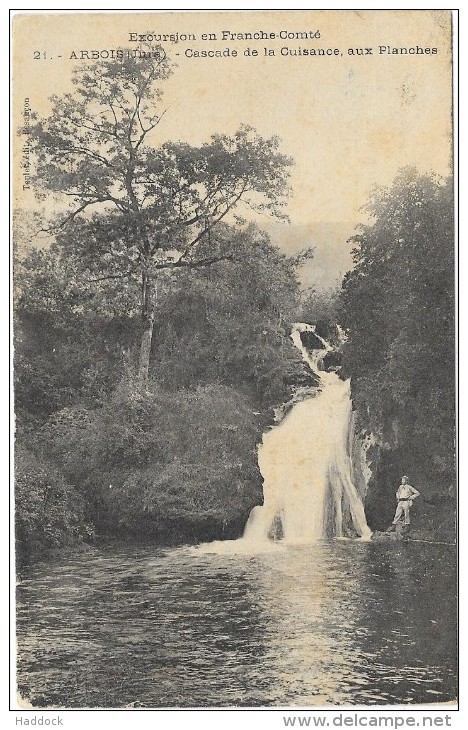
[61,142,120,171]
[87,268,139,283]
[60,191,128,212]
[73,117,119,140]
[40,197,124,232]
[177,182,249,262]
[135,107,169,150]
[153,254,235,270]
[108,102,119,136]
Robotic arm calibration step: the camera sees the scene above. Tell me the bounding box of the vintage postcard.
[12,9,456,712]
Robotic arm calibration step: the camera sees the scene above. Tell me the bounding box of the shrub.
[15,446,93,564]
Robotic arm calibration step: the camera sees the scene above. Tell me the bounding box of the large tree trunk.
[138,269,155,387]
[138,313,155,386]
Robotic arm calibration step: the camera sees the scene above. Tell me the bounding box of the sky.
[12,9,453,289]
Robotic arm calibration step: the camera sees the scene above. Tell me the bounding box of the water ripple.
[16,540,456,708]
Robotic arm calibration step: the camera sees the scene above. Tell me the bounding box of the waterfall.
[194,323,371,555]
[242,323,372,544]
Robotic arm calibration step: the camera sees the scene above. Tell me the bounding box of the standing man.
[387,476,420,531]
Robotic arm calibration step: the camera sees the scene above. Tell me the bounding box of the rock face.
[299,329,326,351]
[323,351,342,371]
[283,361,319,389]
[353,428,456,542]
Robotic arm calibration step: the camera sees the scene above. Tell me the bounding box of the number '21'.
[33,51,47,60]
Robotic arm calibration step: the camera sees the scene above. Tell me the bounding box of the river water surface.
[16,540,456,708]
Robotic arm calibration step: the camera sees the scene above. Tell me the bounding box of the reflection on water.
[16,541,456,708]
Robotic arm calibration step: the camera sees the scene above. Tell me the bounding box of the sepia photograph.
[11,9,456,711]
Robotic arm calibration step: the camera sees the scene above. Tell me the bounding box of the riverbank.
[371,528,456,545]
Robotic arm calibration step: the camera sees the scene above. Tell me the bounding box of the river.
[16,539,456,708]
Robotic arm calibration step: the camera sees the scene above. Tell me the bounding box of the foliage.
[149,224,302,403]
[14,219,305,551]
[339,168,455,508]
[36,383,264,535]
[300,286,340,326]
[15,223,303,422]
[14,247,135,421]
[26,53,293,383]
[15,447,93,564]
[15,54,310,556]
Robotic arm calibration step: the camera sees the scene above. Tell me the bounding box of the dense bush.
[15,447,93,565]
[31,381,264,539]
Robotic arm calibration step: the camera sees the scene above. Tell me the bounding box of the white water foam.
[196,323,371,555]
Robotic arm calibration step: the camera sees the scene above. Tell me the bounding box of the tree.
[299,286,340,330]
[27,54,293,384]
[14,219,305,428]
[339,168,454,525]
[147,223,304,403]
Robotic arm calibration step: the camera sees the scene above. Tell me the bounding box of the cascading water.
[242,323,372,545]
[195,323,371,554]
